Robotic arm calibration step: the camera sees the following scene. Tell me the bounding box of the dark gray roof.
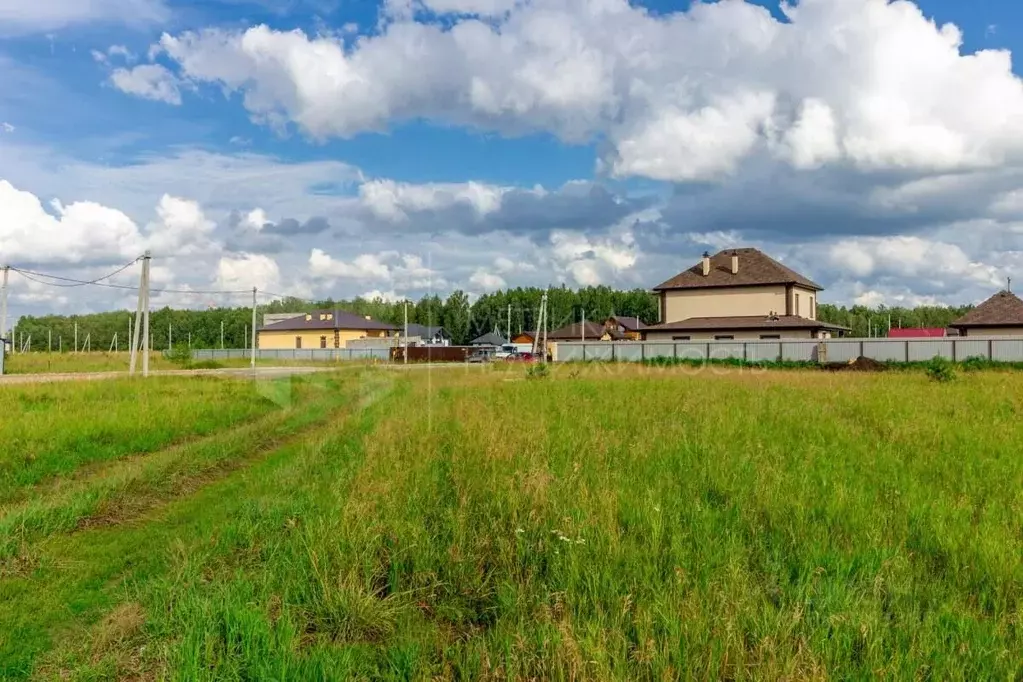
[404,323,447,338]
[608,316,646,331]
[471,332,509,346]
[259,309,397,332]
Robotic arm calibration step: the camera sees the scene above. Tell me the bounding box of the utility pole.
[250,287,257,370]
[169,323,173,351]
[581,308,585,342]
[142,252,151,377]
[48,329,51,353]
[507,304,512,342]
[127,316,132,355]
[404,299,409,365]
[74,321,78,354]
[0,265,8,354]
[220,320,225,350]
[130,251,151,376]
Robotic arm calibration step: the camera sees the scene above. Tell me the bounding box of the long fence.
[552,337,1023,364]
[192,348,391,362]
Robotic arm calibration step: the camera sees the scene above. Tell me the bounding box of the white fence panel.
[614,344,643,362]
[644,343,675,359]
[675,343,708,361]
[556,344,586,362]
[708,343,745,361]
[821,341,862,363]
[863,341,906,363]
[954,339,990,361]
[781,341,816,362]
[748,342,781,362]
[585,344,614,361]
[907,340,953,362]
[992,339,1023,362]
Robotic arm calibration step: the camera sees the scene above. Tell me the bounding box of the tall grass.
[4,368,1023,679]
[0,377,273,501]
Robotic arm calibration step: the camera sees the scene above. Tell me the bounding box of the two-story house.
[642,248,848,341]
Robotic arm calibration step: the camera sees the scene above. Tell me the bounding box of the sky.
[2,0,1023,319]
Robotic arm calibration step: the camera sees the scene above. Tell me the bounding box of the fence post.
[673,343,678,359]
[706,342,711,362]
[859,340,865,357]
[952,339,957,362]
[612,342,617,362]
[743,342,748,364]
[640,342,645,363]
[989,338,994,361]
[905,340,910,363]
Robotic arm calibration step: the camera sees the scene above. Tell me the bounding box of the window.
[295,337,302,349]
[672,335,691,341]
[320,336,327,349]
[795,293,801,317]
[715,335,734,340]
[760,334,781,340]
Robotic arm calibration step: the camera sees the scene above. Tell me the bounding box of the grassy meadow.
[2,364,1023,679]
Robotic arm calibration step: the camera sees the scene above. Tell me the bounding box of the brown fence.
[390,346,474,363]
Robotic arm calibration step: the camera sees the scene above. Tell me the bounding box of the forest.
[8,286,973,351]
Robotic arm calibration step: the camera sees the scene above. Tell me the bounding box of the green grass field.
[2,365,1023,680]
[0,351,355,375]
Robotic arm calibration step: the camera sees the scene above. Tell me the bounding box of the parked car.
[504,351,536,363]
[467,349,493,363]
[494,344,519,359]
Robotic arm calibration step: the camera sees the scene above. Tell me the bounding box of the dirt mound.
[824,356,888,372]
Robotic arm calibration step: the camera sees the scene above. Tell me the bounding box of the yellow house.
[257,309,397,350]
[642,248,848,341]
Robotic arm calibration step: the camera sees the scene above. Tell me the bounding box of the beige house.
[950,290,1023,336]
[643,248,848,341]
[258,309,396,349]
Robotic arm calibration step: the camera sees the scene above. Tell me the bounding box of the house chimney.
[702,251,711,276]
[731,251,739,275]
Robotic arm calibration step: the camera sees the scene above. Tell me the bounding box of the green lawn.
[2,366,1023,680]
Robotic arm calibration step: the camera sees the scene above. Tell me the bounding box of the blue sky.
[2,0,1023,316]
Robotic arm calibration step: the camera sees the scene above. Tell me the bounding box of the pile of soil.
[823,356,888,372]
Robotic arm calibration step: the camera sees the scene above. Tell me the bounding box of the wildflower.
[575,538,586,545]
[515,528,525,535]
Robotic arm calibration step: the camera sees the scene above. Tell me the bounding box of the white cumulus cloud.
[134,0,1023,182]
[359,179,507,222]
[0,180,142,264]
[110,64,183,105]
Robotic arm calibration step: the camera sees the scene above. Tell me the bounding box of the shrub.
[166,344,193,366]
[925,356,956,382]
[960,356,991,372]
[526,363,550,380]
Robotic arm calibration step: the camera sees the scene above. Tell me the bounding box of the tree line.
[8,288,974,351]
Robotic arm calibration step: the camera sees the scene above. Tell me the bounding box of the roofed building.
[604,316,646,340]
[951,290,1023,336]
[258,309,396,350]
[548,321,627,342]
[642,248,848,341]
[400,324,451,346]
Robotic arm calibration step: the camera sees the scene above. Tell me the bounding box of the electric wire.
[9,263,252,296]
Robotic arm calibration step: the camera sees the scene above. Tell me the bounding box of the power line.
[9,264,252,296]
[9,257,142,288]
